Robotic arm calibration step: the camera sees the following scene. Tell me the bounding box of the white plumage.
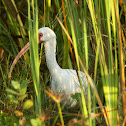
[38,27,89,108]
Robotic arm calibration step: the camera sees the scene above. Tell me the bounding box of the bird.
[38,27,89,108]
[8,27,93,108]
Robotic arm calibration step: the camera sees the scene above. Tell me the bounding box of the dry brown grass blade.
[56,16,109,125]
[117,110,120,126]
[121,29,126,48]
[43,89,59,103]
[43,88,67,104]
[61,0,76,68]
[78,56,109,125]
[114,0,126,119]
[122,116,126,126]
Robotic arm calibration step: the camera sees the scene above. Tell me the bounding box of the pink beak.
[8,42,30,79]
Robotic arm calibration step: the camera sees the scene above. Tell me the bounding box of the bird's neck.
[44,38,61,77]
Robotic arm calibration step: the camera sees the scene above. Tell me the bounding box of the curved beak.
[8,33,44,80]
[8,42,30,79]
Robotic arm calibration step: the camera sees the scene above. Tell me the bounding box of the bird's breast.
[51,69,83,95]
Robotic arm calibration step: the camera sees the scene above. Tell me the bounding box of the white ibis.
[9,27,92,108]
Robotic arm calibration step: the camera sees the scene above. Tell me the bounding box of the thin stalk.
[62,0,73,69]
[28,0,41,115]
[0,64,6,88]
[57,103,64,126]
[68,0,88,117]
[82,0,91,125]
[114,0,126,118]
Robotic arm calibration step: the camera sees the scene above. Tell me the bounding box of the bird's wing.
[78,71,88,90]
[65,69,88,93]
[51,69,90,96]
[51,79,64,94]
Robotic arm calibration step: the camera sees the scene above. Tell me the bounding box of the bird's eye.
[39,33,43,37]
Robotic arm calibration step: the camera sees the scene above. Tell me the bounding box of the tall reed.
[28,0,41,115]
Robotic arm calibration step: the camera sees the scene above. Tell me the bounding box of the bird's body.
[38,27,89,107]
[51,69,88,107]
[9,27,91,108]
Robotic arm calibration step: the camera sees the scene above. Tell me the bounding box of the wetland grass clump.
[0,0,126,125]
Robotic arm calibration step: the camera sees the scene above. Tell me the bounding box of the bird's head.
[8,27,56,79]
[38,27,56,43]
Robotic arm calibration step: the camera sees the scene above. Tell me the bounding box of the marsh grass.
[0,0,126,126]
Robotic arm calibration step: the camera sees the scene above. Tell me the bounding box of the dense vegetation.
[0,0,126,125]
